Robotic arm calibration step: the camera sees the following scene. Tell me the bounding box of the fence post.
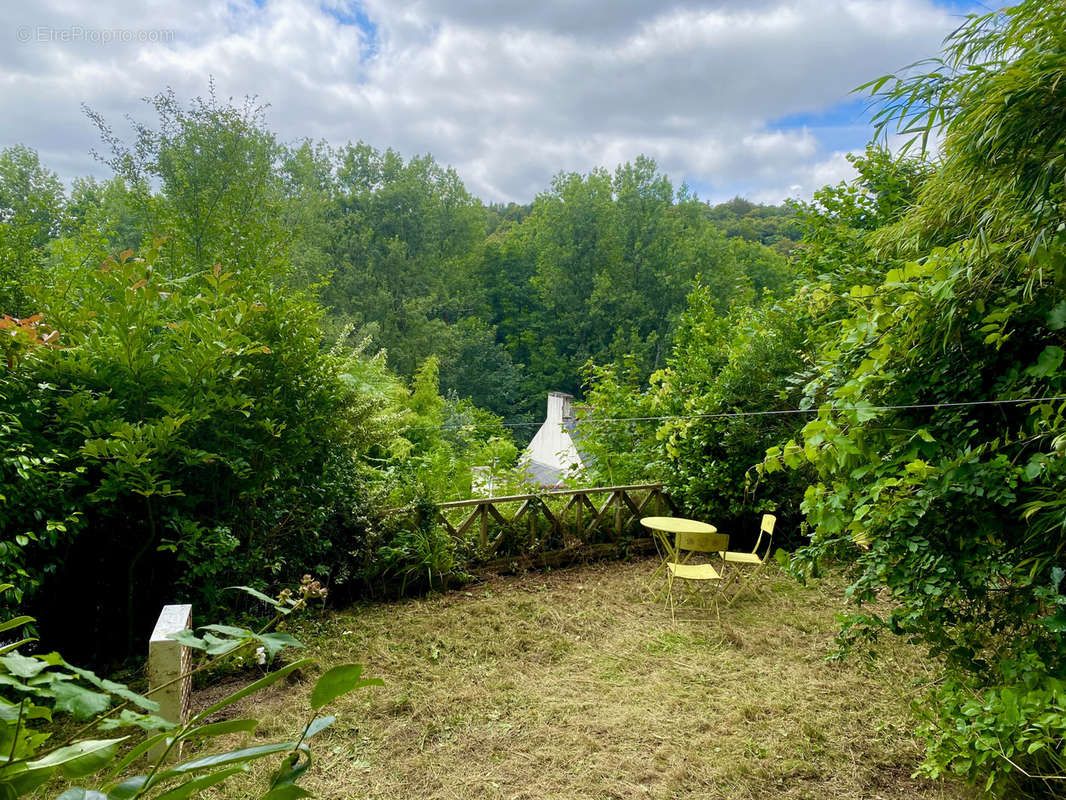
[148,604,192,758]
[576,493,583,543]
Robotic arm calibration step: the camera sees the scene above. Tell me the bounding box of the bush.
[2,244,389,661]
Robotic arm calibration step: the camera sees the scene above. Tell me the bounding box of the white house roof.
[520,392,584,488]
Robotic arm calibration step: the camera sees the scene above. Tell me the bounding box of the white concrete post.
[148,604,192,757]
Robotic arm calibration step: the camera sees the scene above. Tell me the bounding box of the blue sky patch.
[321,2,379,61]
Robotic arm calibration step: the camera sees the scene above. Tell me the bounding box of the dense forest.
[1,0,1064,796]
[0,91,797,655]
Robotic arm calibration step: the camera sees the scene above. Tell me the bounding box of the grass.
[198,557,978,800]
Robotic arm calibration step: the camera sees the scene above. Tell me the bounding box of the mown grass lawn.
[199,557,978,800]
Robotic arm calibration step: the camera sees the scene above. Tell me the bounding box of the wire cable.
[430,394,1066,431]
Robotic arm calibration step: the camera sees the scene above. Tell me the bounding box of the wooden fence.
[383,483,675,573]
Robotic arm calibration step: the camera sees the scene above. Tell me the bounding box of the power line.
[430,395,1066,431]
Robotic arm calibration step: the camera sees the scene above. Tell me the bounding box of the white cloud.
[0,0,971,203]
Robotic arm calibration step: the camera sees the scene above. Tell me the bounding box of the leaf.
[256,632,303,661]
[97,708,174,731]
[0,651,48,679]
[161,741,297,777]
[56,790,110,800]
[45,681,112,719]
[0,638,37,656]
[105,775,148,800]
[201,632,246,656]
[151,766,246,799]
[310,664,383,710]
[227,585,283,611]
[0,616,35,636]
[851,401,878,422]
[268,747,310,789]
[302,715,335,740]
[200,624,253,638]
[62,661,160,712]
[1026,345,1064,378]
[27,737,126,778]
[167,629,208,650]
[1048,300,1066,330]
[190,658,314,723]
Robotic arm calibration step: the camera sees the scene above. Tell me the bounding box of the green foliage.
[761,3,1066,794]
[85,85,291,280]
[483,157,790,417]
[0,584,380,799]
[322,142,517,413]
[580,291,812,548]
[376,355,518,506]
[0,145,66,316]
[702,195,801,255]
[1,238,390,658]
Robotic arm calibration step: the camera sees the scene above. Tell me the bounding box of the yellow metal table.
[640,516,725,600]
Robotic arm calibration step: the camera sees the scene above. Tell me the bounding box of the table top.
[640,516,718,534]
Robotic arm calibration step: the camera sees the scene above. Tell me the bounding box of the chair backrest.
[676,530,729,555]
[751,513,776,554]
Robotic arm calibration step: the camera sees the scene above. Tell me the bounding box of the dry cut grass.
[199,557,979,800]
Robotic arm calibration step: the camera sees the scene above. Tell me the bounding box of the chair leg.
[667,572,676,622]
[726,562,765,607]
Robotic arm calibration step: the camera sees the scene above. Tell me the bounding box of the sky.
[1,0,981,205]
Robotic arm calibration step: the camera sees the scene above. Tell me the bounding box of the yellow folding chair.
[665,529,731,622]
[721,513,775,606]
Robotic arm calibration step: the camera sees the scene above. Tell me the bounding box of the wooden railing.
[383,484,675,573]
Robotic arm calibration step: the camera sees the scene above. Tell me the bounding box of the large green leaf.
[301,715,334,740]
[0,616,35,636]
[4,738,126,793]
[201,632,246,656]
[150,766,246,799]
[28,737,126,778]
[1026,345,1065,378]
[0,652,47,679]
[200,624,254,638]
[44,681,111,719]
[62,661,160,712]
[310,664,382,710]
[160,741,297,778]
[97,708,175,732]
[0,638,37,656]
[167,630,208,651]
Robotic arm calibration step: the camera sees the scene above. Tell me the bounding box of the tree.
[763,3,1066,794]
[0,145,65,316]
[85,85,290,280]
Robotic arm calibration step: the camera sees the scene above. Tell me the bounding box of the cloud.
[0,0,973,204]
